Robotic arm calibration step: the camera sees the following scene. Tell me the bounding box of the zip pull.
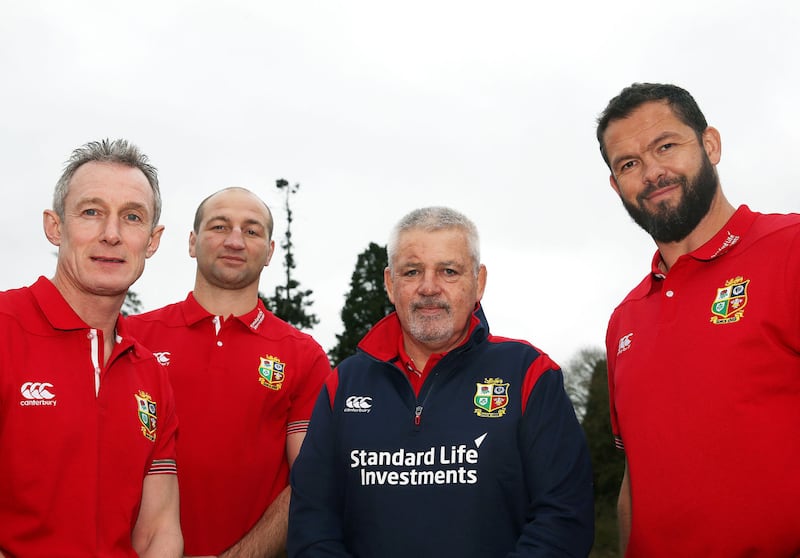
[414,405,423,426]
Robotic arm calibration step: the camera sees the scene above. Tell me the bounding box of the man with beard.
[596,83,800,557]
[127,187,330,557]
[288,207,594,558]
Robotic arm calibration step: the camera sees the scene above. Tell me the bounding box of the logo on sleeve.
[710,276,749,325]
[474,378,509,418]
[258,355,286,391]
[617,333,633,355]
[135,391,158,442]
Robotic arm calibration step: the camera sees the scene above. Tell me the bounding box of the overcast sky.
[2,1,798,367]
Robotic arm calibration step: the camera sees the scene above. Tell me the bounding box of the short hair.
[53,139,162,227]
[387,206,481,275]
[596,83,708,168]
[193,187,274,239]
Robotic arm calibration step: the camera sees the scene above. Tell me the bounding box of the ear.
[701,126,722,165]
[475,264,487,302]
[264,239,276,267]
[43,210,62,247]
[384,266,396,305]
[145,224,165,259]
[609,174,621,196]
[188,230,198,258]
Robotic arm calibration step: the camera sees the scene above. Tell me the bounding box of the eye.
[124,213,142,222]
[246,228,260,236]
[658,143,674,152]
[403,269,419,277]
[83,208,99,216]
[443,268,458,276]
[618,160,636,173]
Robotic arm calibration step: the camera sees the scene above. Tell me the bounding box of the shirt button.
[217,341,223,347]
[666,290,674,298]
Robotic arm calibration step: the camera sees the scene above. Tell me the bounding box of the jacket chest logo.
[258,355,286,391]
[474,378,509,418]
[710,276,749,325]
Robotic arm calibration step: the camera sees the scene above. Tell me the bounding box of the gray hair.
[387,206,481,274]
[53,139,162,227]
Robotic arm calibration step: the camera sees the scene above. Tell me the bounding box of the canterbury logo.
[153,352,171,366]
[344,396,373,413]
[21,382,55,400]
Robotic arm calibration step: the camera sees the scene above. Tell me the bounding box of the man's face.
[603,101,721,243]
[44,161,163,298]
[384,227,486,355]
[190,189,274,291]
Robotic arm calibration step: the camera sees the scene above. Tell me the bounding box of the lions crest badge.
[474,378,509,418]
[135,390,158,441]
[258,355,286,391]
[710,276,749,325]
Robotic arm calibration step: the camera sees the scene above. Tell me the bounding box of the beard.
[406,299,454,344]
[621,154,719,243]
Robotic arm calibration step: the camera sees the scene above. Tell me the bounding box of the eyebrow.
[206,215,267,228]
[76,197,149,214]
[610,131,681,170]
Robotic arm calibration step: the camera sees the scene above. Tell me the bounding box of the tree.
[121,290,144,316]
[574,349,625,558]
[328,242,394,367]
[562,347,604,422]
[262,178,319,330]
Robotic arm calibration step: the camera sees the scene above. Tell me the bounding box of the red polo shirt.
[0,277,178,558]
[606,206,800,556]
[127,293,330,556]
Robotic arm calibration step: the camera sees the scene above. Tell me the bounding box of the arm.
[217,433,306,558]
[511,368,595,557]
[617,460,631,556]
[132,473,183,558]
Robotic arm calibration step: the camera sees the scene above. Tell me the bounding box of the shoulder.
[128,301,186,326]
[748,210,800,240]
[261,311,324,348]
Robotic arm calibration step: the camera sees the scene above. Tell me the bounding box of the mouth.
[412,303,449,316]
[91,256,125,264]
[219,255,247,264]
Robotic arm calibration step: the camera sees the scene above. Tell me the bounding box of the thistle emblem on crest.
[135,390,157,442]
[474,378,509,418]
[258,355,286,391]
[710,276,749,325]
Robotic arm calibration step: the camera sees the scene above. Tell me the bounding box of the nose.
[417,271,441,296]
[223,227,246,249]
[100,217,121,245]
[641,154,665,185]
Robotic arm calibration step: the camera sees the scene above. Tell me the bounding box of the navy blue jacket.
[289,307,593,557]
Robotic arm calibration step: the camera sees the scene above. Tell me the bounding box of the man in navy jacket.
[288,206,593,557]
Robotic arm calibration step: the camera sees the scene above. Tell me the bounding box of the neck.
[403,329,470,373]
[193,278,260,318]
[51,275,123,336]
[656,191,736,271]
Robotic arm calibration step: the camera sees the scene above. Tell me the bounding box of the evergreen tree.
[563,347,604,421]
[578,350,625,557]
[328,242,394,367]
[121,290,143,317]
[263,179,319,330]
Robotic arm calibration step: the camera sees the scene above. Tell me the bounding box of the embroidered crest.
[710,276,749,324]
[258,355,286,391]
[474,378,509,418]
[135,391,157,441]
